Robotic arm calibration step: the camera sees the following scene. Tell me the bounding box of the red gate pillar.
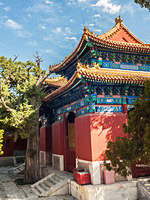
[75,112,127,185]
[52,120,64,171]
[40,125,52,166]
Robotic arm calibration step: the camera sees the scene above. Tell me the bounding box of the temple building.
[41,16,150,184]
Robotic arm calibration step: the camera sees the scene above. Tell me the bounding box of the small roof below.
[44,76,67,88]
[98,16,144,44]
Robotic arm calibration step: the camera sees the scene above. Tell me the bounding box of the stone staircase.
[9,163,25,177]
[31,172,71,197]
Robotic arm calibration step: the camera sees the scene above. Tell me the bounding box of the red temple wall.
[52,120,64,155]
[40,126,52,152]
[90,113,127,161]
[0,136,27,157]
[75,113,127,162]
[75,114,92,161]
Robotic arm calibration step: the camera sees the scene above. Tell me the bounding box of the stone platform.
[69,180,138,200]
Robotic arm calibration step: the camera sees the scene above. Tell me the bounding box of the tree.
[0,130,4,155]
[134,0,150,10]
[105,81,150,177]
[0,55,50,183]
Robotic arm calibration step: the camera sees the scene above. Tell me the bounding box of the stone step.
[9,163,25,176]
[44,180,54,188]
[32,187,41,196]
[39,182,50,191]
[48,177,59,184]
[35,185,45,194]
[31,172,71,197]
[53,175,63,182]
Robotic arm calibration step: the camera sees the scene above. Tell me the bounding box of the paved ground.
[0,166,76,200]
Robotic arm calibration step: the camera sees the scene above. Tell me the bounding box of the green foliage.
[0,130,4,155]
[0,56,48,140]
[105,81,150,177]
[134,0,150,10]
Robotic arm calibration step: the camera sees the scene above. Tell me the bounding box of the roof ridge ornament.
[115,16,123,25]
[84,26,89,33]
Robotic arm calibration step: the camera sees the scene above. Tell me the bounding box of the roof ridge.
[98,16,144,45]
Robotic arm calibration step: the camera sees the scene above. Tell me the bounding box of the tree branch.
[36,72,51,87]
[0,80,15,112]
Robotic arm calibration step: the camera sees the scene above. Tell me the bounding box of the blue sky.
[0,0,150,71]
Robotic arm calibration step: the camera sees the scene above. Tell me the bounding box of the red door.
[65,112,76,171]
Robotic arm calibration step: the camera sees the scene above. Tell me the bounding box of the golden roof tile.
[44,76,67,87]
[44,63,150,102]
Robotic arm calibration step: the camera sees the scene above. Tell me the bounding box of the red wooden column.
[75,112,127,185]
[52,120,65,171]
[40,125,52,166]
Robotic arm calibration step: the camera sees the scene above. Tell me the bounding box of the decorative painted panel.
[97,106,122,112]
[78,105,122,116]
[102,60,150,72]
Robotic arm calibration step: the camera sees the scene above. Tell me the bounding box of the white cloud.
[94,28,102,33]
[0,2,3,6]
[65,36,77,41]
[89,24,94,27]
[78,0,87,2]
[94,14,101,18]
[27,41,38,46]
[67,0,76,7]
[52,27,62,33]
[40,49,54,54]
[78,0,92,2]
[69,19,75,22]
[121,3,135,16]
[39,24,46,30]
[1,18,30,38]
[3,6,10,11]
[91,0,121,14]
[44,49,53,53]
[44,0,54,5]
[26,2,54,14]
[43,36,51,41]
[16,30,31,38]
[64,27,73,34]
[4,19,22,30]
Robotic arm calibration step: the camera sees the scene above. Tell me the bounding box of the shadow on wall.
[90,112,128,161]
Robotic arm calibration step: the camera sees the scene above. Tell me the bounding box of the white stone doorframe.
[52,154,64,171]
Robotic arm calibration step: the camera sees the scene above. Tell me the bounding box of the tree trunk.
[24,126,40,184]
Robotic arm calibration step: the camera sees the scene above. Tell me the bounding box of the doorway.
[65,112,76,171]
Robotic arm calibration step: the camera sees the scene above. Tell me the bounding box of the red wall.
[75,115,92,161]
[0,136,27,157]
[40,126,52,152]
[52,121,64,155]
[75,113,128,162]
[90,113,127,161]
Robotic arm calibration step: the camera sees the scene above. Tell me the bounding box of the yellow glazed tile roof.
[49,17,150,73]
[44,63,150,102]
[44,76,67,87]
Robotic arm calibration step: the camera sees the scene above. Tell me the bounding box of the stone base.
[52,154,64,171]
[40,151,52,166]
[77,159,101,185]
[69,180,138,200]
